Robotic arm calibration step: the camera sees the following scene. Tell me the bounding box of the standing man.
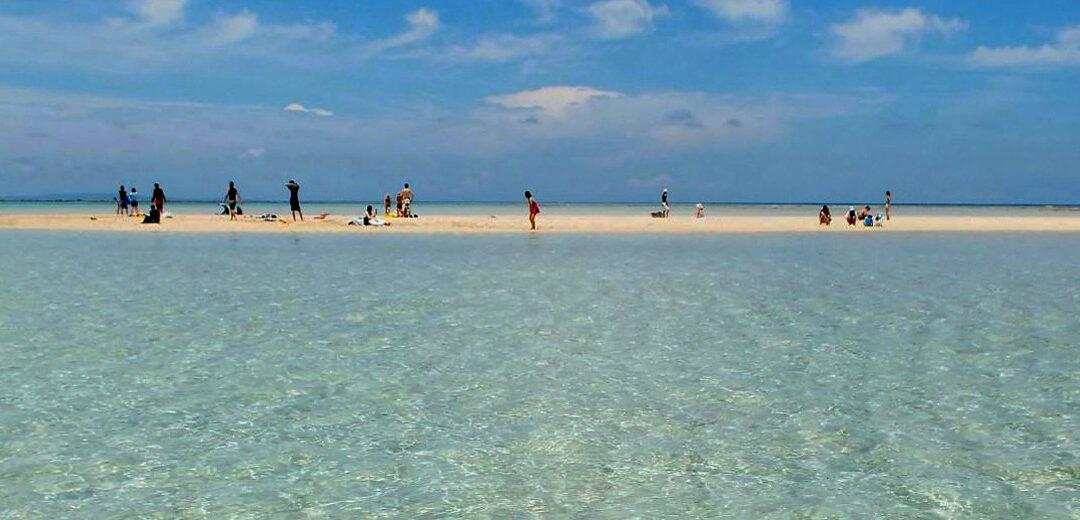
[885,191,892,221]
[151,183,166,213]
[661,189,670,218]
[401,183,414,217]
[286,180,303,221]
[383,193,392,216]
[223,181,241,221]
[118,185,130,216]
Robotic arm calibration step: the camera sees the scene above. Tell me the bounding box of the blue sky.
[1,0,1078,202]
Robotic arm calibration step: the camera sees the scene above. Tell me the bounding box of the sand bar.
[2,211,1080,234]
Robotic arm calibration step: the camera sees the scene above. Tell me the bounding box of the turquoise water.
[1,232,1078,518]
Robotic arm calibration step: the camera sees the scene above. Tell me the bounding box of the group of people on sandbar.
[349,183,419,227]
[819,191,892,228]
[114,184,167,224]
[650,189,706,219]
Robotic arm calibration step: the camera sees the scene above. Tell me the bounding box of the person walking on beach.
[661,189,670,218]
[885,191,892,221]
[223,181,241,221]
[151,183,166,213]
[286,180,303,221]
[117,185,130,216]
[525,190,540,230]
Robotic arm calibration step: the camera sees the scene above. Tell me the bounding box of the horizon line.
[1,198,1078,208]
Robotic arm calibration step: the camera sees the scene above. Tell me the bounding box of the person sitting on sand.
[525,190,540,230]
[349,205,390,226]
[696,203,705,218]
[846,206,857,226]
[859,205,873,220]
[875,213,884,227]
[141,203,161,224]
[819,205,832,225]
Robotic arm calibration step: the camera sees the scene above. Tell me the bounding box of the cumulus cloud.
[479,85,890,151]
[128,0,189,26]
[692,0,787,24]
[485,86,622,119]
[830,8,967,64]
[968,26,1080,68]
[0,85,891,199]
[587,0,669,39]
[283,103,334,116]
[203,10,259,47]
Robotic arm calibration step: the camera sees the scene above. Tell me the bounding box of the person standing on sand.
[525,190,540,230]
[401,183,414,217]
[384,193,392,216]
[151,183,166,213]
[130,187,139,215]
[286,180,303,221]
[661,189,670,218]
[118,185,130,216]
[885,191,892,221]
[223,181,241,221]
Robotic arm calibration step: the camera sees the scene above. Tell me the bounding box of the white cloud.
[521,0,561,22]
[284,103,334,116]
[587,0,669,39]
[485,86,622,118]
[203,10,259,47]
[0,86,890,197]
[830,8,967,64]
[479,86,891,152]
[128,0,189,26]
[0,5,433,72]
[437,33,564,62]
[240,147,265,159]
[692,0,787,24]
[361,8,439,55]
[968,26,1080,68]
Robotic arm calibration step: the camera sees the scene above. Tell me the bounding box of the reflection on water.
[0,232,1078,517]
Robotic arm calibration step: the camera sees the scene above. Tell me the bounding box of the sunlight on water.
[0,232,1078,517]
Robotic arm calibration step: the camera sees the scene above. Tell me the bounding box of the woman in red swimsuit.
[525,190,540,231]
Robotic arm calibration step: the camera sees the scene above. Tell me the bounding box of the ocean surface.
[1,231,1078,518]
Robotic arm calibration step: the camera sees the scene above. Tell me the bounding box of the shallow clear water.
[1,232,1078,518]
